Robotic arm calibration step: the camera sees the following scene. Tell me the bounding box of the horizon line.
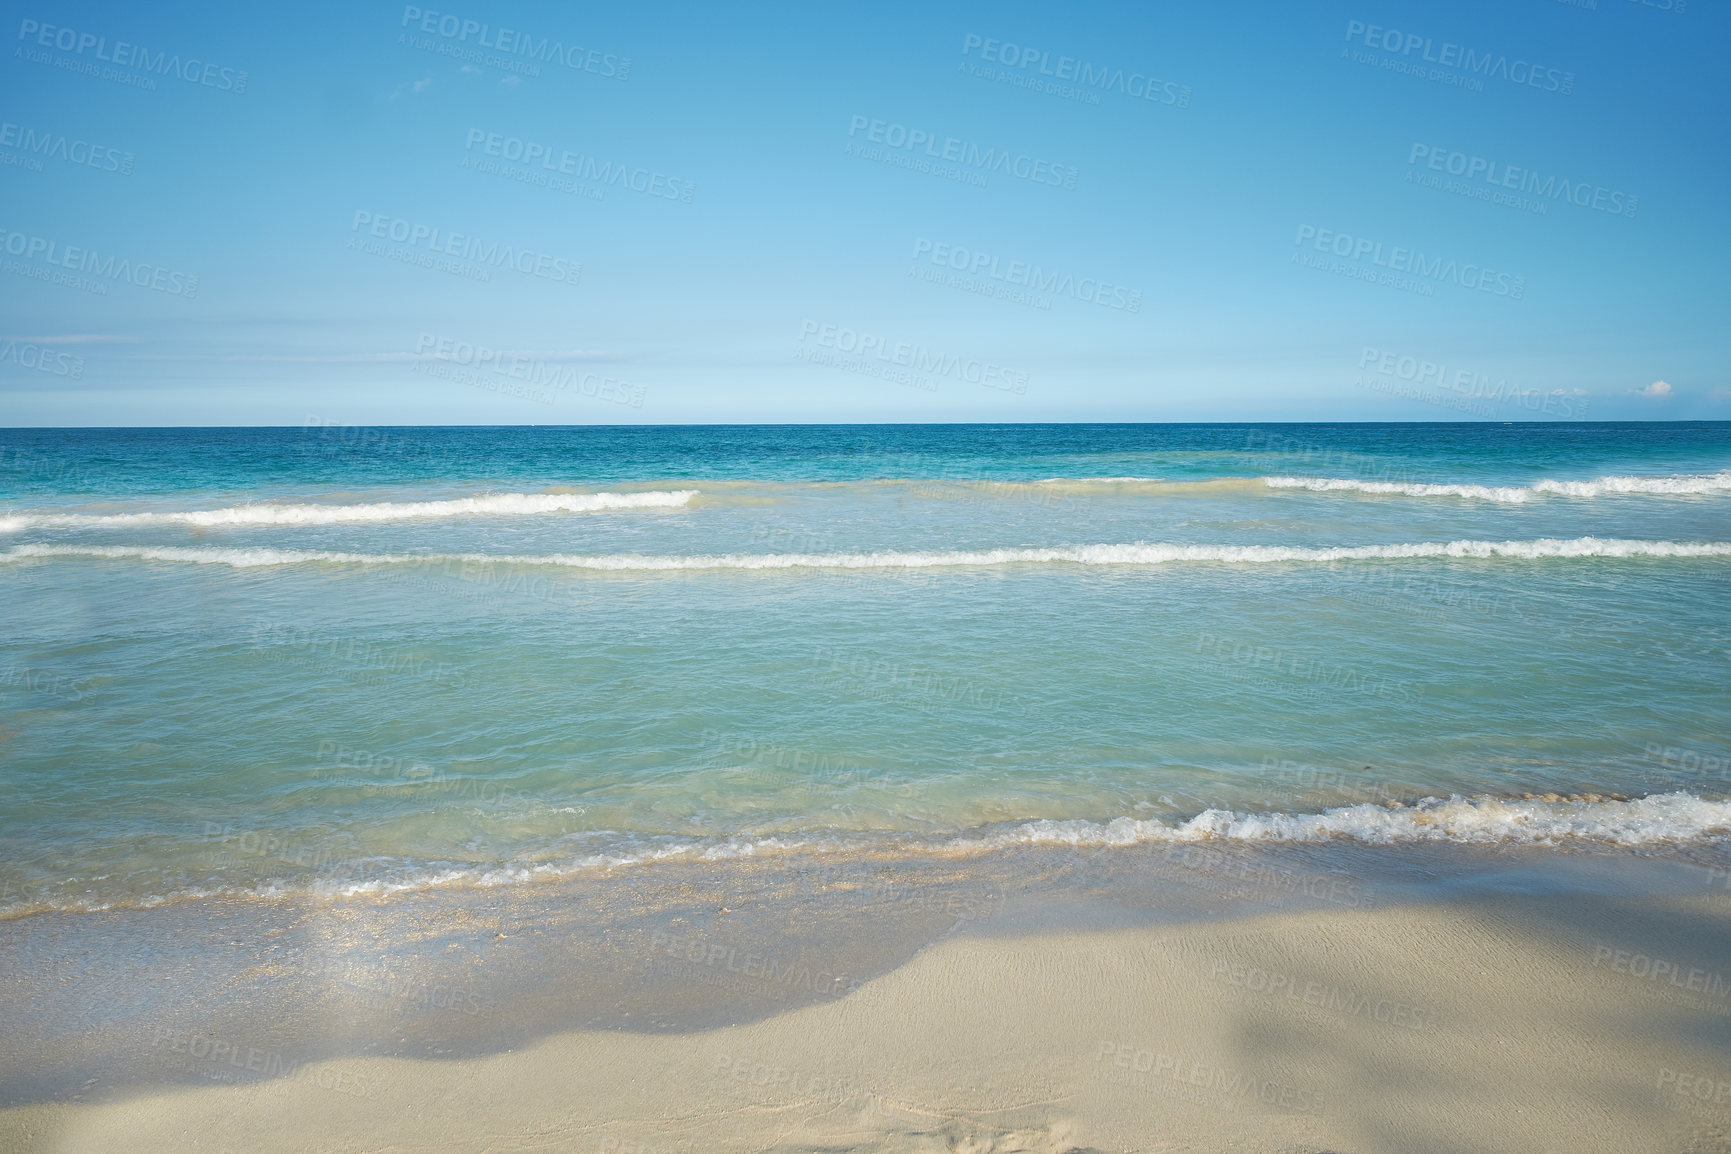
[4,419,1726,432]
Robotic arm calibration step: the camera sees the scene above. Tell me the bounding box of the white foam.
[306,834,825,901]
[5,537,1728,571]
[1264,472,1731,503]
[957,791,1731,849]
[0,489,697,532]
[6,792,1728,917]
[1036,476,1159,484]
[0,833,839,916]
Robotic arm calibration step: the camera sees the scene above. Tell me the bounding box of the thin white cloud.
[1628,380,1673,398]
[120,349,618,364]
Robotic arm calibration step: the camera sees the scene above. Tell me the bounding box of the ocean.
[3,421,1729,924]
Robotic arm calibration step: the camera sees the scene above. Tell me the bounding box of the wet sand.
[4,843,1731,1152]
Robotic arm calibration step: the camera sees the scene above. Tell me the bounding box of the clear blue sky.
[1,0,1725,425]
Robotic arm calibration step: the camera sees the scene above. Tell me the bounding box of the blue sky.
[0,0,1725,425]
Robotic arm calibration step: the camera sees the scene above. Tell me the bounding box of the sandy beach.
[5,884,1729,1154]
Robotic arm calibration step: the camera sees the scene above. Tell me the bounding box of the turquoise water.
[2,423,1729,916]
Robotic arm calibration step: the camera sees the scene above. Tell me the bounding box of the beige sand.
[5,890,1731,1154]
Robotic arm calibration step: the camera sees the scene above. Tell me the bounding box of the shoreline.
[8,786,1731,923]
[4,839,1731,1126]
[4,879,1730,1152]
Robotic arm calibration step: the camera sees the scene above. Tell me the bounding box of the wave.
[963,791,1731,850]
[5,791,1728,917]
[902,472,1731,502]
[5,537,1729,571]
[0,832,835,917]
[1263,472,1731,503]
[0,490,698,532]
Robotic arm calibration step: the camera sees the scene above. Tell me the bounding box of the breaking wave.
[5,791,1727,917]
[1263,472,1731,503]
[967,790,1731,850]
[0,490,698,532]
[5,537,1728,571]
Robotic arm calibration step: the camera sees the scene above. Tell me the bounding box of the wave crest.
[970,791,1731,849]
[4,792,1726,917]
[0,490,697,532]
[5,537,1728,571]
[1264,472,1731,503]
